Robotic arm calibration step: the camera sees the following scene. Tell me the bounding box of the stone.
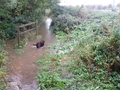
[7,82,19,90]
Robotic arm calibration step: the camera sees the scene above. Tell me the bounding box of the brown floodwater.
[6,23,56,90]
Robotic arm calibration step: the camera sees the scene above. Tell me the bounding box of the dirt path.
[6,24,56,90]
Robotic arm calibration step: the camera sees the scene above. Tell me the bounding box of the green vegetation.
[0,0,120,89]
[0,0,59,89]
[37,10,120,90]
[51,5,90,34]
[0,40,7,89]
[51,14,81,34]
[0,0,59,40]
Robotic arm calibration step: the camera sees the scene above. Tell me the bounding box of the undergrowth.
[0,40,7,90]
[37,12,120,90]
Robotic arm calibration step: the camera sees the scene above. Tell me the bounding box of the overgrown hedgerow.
[37,12,120,90]
[51,14,81,34]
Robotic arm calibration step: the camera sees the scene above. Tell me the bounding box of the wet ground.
[6,23,56,90]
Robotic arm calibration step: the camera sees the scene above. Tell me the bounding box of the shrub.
[92,29,120,72]
[51,14,81,34]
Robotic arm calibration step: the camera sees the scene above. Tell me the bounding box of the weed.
[0,49,7,90]
[37,11,120,90]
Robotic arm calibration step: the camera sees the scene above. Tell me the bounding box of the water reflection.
[45,18,52,30]
[39,18,55,46]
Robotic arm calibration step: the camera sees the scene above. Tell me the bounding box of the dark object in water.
[33,40,45,48]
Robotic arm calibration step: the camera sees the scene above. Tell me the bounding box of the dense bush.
[51,5,89,18]
[51,14,81,34]
[51,5,92,34]
[0,0,60,40]
[92,29,120,71]
[51,5,70,17]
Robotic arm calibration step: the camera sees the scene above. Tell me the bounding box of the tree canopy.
[0,0,60,39]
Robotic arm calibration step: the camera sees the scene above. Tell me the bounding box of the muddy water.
[6,23,56,90]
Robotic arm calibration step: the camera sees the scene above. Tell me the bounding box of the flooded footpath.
[6,20,56,90]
